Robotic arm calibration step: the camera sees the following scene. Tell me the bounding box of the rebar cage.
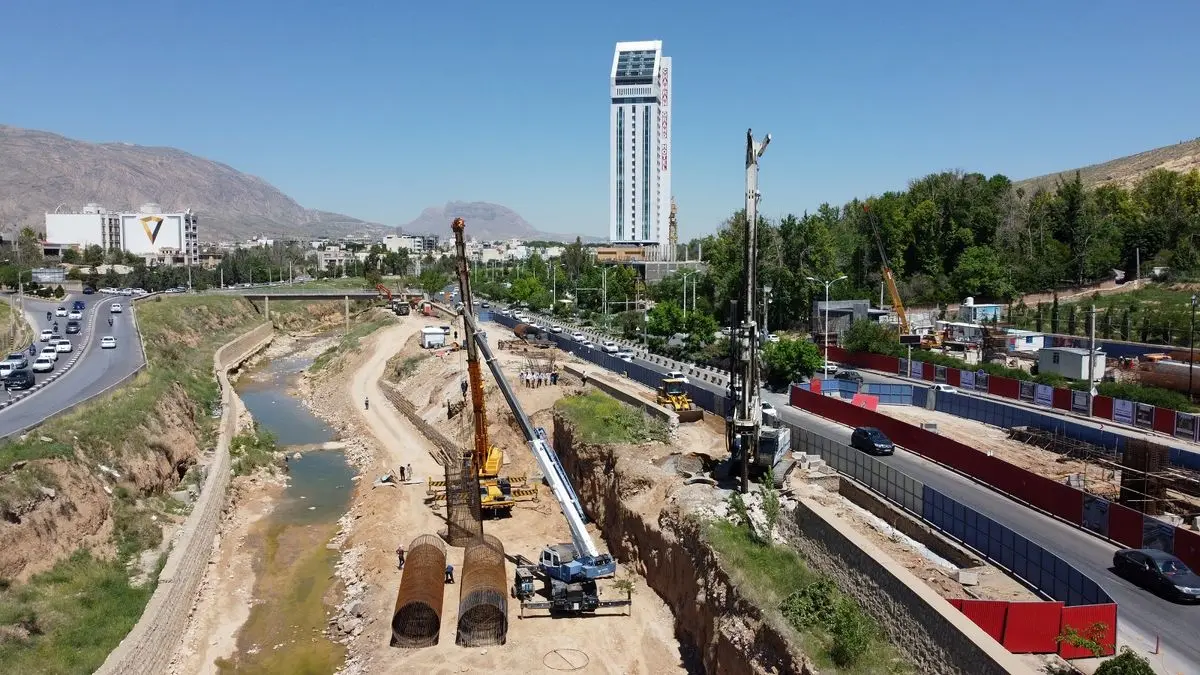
[391,534,448,648]
[444,451,483,546]
[456,533,509,646]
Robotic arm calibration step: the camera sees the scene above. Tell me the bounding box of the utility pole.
[734,129,771,494]
[601,267,609,330]
[1191,295,1197,400]
[219,267,223,289]
[1088,303,1097,416]
[763,285,773,338]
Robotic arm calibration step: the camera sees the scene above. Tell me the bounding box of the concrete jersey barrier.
[95,321,273,675]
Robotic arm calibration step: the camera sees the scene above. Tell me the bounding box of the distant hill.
[398,201,601,243]
[0,124,389,242]
[1016,137,1200,193]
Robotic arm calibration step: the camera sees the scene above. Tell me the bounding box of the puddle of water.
[220,339,354,675]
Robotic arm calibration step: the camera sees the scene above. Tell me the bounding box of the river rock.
[346,599,363,617]
[292,452,302,460]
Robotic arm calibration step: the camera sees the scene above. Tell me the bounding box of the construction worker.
[445,564,455,584]
[364,396,370,411]
[407,463,413,482]
[398,465,406,482]
[397,545,406,570]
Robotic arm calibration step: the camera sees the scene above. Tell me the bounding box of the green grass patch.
[555,391,669,445]
[0,550,153,675]
[707,521,911,673]
[230,427,279,477]
[310,315,395,372]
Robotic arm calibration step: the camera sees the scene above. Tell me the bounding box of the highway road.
[0,294,144,438]
[494,310,1199,673]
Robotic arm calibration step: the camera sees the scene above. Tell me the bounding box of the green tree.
[684,312,719,352]
[647,301,684,336]
[418,269,448,297]
[761,338,823,387]
[842,320,900,356]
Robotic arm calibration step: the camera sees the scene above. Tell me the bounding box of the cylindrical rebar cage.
[456,533,509,646]
[444,451,483,546]
[391,534,448,648]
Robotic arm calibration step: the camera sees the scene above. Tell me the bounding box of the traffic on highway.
[484,301,1200,673]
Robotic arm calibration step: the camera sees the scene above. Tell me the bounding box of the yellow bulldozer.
[656,377,704,423]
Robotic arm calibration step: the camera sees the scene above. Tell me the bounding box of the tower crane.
[452,218,623,614]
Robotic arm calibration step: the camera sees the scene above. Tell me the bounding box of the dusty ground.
[295,316,687,675]
[877,405,1123,498]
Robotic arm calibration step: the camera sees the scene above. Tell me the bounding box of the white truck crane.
[452,218,626,614]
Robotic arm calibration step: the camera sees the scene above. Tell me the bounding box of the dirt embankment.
[552,417,811,675]
[0,383,204,581]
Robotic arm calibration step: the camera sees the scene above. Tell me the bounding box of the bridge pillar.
[345,295,350,334]
[264,295,270,322]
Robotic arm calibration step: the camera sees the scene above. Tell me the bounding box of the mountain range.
[0,125,592,243]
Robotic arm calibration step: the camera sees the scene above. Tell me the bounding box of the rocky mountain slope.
[398,200,598,242]
[1016,137,1200,193]
[0,125,388,242]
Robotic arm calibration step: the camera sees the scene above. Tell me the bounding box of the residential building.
[1038,347,1106,381]
[316,246,354,271]
[610,40,672,259]
[45,203,123,252]
[46,202,199,265]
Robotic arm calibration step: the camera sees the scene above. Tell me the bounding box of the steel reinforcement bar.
[456,533,508,646]
[391,534,448,648]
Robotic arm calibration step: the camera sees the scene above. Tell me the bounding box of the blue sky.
[1,1,1198,239]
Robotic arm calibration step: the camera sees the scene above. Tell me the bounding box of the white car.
[39,346,58,362]
[601,340,619,353]
[54,307,67,317]
[932,384,956,393]
[549,326,563,334]
[67,310,82,321]
[110,303,123,313]
[820,362,839,375]
[100,336,117,349]
[666,370,690,384]
[55,340,72,353]
[761,401,778,419]
[0,362,14,379]
[581,341,596,350]
[39,329,53,342]
[571,332,585,341]
[31,356,54,373]
[616,349,635,360]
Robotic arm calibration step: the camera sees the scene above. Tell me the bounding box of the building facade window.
[642,105,651,240]
[616,107,625,239]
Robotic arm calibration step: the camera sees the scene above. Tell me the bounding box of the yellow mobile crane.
[864,204,934,347]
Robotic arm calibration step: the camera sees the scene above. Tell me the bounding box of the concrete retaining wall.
[96,321,274,675]
[782,497,1033,675]
[563,363,679,429]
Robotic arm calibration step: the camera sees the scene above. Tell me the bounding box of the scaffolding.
[391,534,448,648]
[456,533,509,647]
[443,451,483,546]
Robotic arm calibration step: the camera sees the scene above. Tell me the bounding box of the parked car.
[834,370,864,385]
[4,368,35,390]
[65,321,80,334]
[100,336,117,349]
[1113,549,1200,602]
[39,329,53,342]
[54,307,67,317]
[850,427,895,455]
[31,356,54,373]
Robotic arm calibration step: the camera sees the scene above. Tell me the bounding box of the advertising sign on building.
[1112,398,1134,425]
[960,370,975,390]
[909,360,922,378]
[1135,403,1155,429]
[1034,384,1053,407]
[934,366,947,383]
[119,212,184,254]
[1071,390,1090,414]
[658,63,669,172]
[1175,412,1197,441]
[1020,380,1036,402]
[975,371,989,392]
[32,267,65,283]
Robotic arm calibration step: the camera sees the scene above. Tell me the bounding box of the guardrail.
[96,322,273,675]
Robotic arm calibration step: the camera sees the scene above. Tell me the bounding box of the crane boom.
[451,219,492,477]
[865,205,912,335]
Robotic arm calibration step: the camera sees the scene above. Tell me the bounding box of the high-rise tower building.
[609,40,672,259]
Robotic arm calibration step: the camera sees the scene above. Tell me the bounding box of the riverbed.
[218,340,355,675]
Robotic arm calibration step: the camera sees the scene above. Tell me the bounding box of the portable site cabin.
[420,326,447,349]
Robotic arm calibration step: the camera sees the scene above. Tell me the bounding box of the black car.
[65,321,81,334]
[82,286,95,295]
[1113,549,1200,602]
[4,369,35,391]
[72,300,86,311]
[850,427,895,455]
[835,370,864,385]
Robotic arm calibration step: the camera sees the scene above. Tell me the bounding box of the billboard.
[119,213,183,255]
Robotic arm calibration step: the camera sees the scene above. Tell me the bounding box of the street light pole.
[807,275,848,368]
[763,285,773,337]
[1191,294,1197,400]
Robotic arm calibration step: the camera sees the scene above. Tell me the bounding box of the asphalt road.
[0,294,144,438]
[499,310,1199,672]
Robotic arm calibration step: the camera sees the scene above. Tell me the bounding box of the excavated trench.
[552,415,812,675]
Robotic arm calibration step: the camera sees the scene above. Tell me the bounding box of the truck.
[512,323,555,348]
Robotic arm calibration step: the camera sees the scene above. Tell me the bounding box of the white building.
[117,204,199,262]
[45,203,123,251]
[609,40,672,259]
[1038,347,1106,381]
[420,326,447,349]
[383,234,424,254]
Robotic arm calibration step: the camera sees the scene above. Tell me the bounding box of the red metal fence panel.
[1092,395,1113,420]
[989,375,1020,399]
[826,346,849,362]
[1052,387,1072,411]
[960,600,1009,643]
[1057,604,1117,659]
[947,367,961,386]
[1002,601,1063,653]
[1153,407,1176,435]
[1107,504,1144,549]
[1173,527,1200,571]
[809,378,822,395]
[922,362,935,381]
[947,598,964,610]
[850,393,879,411]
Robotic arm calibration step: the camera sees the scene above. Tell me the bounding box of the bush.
[1094,647,1155,675]
[830,599,876,666]
[779,578,840,628]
